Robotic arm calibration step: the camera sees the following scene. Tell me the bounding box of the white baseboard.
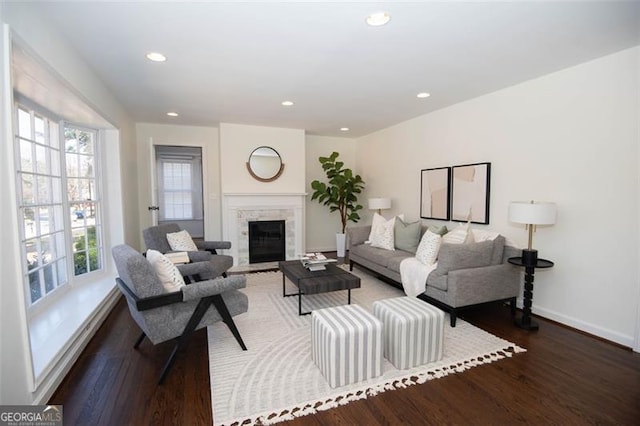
[32,287,121,404]
[517,299,635,349]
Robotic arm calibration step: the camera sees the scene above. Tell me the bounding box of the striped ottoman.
[311,304,383,388]
[372,297,445,370]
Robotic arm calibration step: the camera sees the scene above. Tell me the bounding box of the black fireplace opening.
[248,220,286,263]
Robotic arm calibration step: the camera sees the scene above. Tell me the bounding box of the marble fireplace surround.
[222,193,306,266]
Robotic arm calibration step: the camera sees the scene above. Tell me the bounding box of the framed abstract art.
[451,162,491,224]
[420,167,451,221]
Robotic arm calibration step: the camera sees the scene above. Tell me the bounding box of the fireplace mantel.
[222,193,306,265]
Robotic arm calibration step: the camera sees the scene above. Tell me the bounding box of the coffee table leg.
[348,288,351,304]
[299,292,302,316]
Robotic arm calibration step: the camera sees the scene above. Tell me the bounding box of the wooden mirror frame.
[246,146,285,182]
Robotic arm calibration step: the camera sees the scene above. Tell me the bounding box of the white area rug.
[208,267,526,426]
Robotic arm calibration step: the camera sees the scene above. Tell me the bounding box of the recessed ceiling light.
[340,127,350,132]
[417,92,431,99]
[281,101,294,106]
[366,12,391,27]
[167,112,178,117]
[146,52,167,62]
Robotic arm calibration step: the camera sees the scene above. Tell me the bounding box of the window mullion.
[59,120,75,285]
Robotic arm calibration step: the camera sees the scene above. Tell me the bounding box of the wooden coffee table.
[279,260,361,315]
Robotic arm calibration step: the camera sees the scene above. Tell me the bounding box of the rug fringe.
[219,344,527,426]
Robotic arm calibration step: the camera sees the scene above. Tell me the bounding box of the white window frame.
[64,123,105,279]
[159,158,195,220]
[14,102,106,316]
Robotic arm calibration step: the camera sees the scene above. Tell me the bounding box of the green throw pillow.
[428,224,448,236]
[394,218,422,253]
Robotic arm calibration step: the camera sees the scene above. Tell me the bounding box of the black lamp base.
[521,249,538,266]
[514,316,539,331]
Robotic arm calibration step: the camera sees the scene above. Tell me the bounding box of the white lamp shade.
[509,201,556,225]
[368,198,391,211]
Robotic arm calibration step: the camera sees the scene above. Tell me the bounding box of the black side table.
[508,256,554,331]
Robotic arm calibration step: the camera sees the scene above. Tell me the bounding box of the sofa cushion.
[426,274,449,292]
[146,249,186,293]
[368,213,403,243]
[490,236,506,265]
[433,240,494,275]
[471,229,500,242]
[350,244,397,268]
[415,230,442,265]
[428,224,448,236]
[387,250,417,273]
[369,214,397,251]
[394,218,422,253]
[166,229,198,251]
[442,222,473,244]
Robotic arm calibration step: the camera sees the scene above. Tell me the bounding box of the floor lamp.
[508,200,556,330]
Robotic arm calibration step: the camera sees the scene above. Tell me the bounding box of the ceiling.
[14,1,640,138]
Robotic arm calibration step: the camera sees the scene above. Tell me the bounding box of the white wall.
[136,123,222,246]
[219,123,305,194]
[305,135,358,252]
[0,4,134,403]
[356,47,640,347]
[0,21,30,406]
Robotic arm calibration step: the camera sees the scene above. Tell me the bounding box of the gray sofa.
[347,225,521,326]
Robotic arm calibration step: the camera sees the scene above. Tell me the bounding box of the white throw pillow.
[146,249,186,293]
[369,215,397,251]
[442,223,473,244]
[415,230,442,265]
[367,212,385,242]
[471,229,501,242]
[166,229,198,251]
[367,212,404,243]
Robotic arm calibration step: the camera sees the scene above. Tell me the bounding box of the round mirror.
[246,146,285,182]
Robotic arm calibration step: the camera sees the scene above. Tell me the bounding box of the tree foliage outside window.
[73,226,100,275]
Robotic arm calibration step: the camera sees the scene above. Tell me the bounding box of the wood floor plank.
[50,287,640,425]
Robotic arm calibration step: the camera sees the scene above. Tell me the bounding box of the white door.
[153,145,205,238]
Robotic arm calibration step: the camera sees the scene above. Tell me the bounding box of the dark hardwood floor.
[50,268,640,425]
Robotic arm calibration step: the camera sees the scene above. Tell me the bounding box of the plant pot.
[336,233,346,258]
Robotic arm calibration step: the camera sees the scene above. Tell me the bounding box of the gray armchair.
[143,223,234,278]
[111,244,248,384]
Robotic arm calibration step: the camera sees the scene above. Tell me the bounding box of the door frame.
[154,145,205,237]
[143,136,215,245]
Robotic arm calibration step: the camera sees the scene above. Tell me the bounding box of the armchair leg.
[159,344,181,385]
[211,294,247,350]
[134,332,146,349]
[156,294,247,384]
[510,297,517,317]
[158,297,214,384]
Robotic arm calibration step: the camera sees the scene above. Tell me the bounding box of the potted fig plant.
[310,152,365,257]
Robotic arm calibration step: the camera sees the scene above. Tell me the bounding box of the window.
[160,159,194,220]
[15,105,104,306]
[65,126,103,276]
[155,146,204,224]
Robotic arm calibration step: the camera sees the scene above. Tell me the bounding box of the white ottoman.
[311,304,383,388]
[372,297,445,369]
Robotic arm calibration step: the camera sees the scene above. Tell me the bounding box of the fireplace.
[248,220,285,263]
[222,193,305,266]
